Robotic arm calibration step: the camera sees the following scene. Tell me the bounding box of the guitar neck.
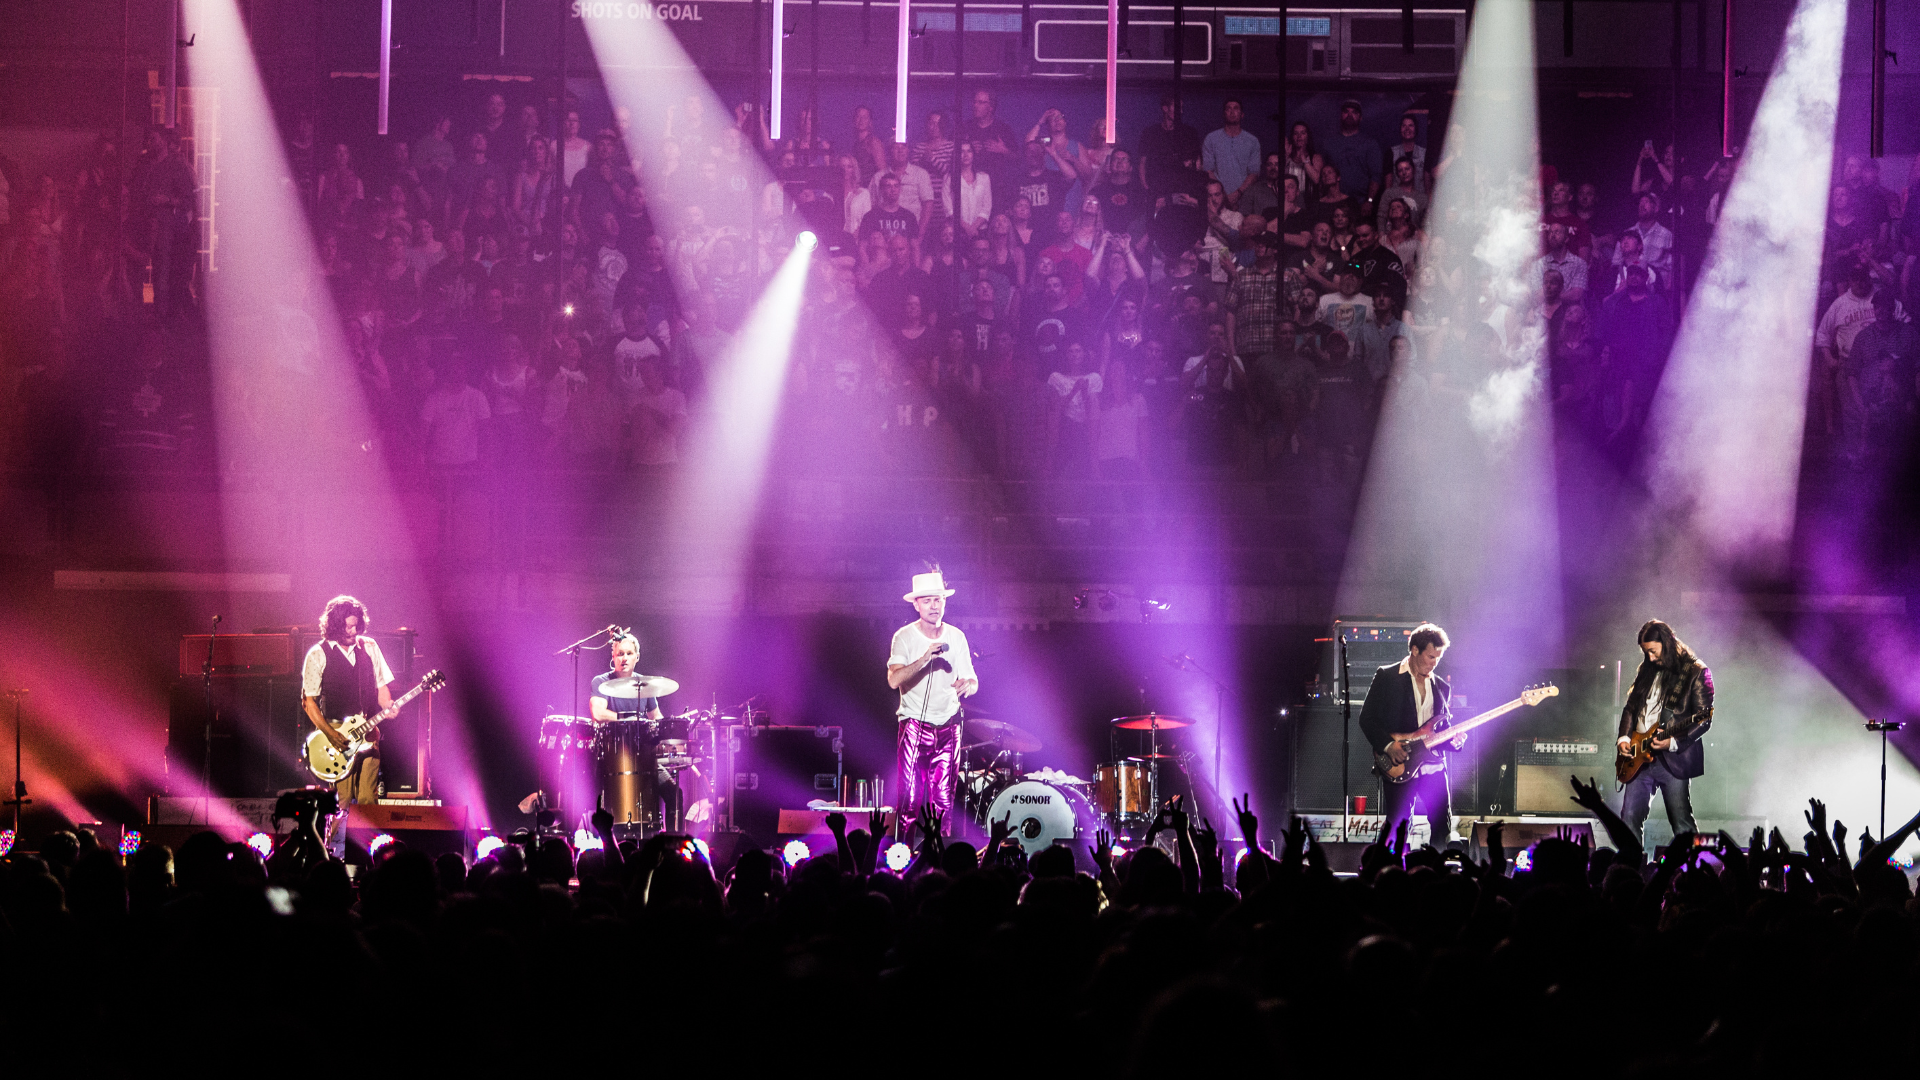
[366,679,431,727]
[1430,696,1529,741]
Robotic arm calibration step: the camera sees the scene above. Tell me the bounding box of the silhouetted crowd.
[3,784,1916,1073]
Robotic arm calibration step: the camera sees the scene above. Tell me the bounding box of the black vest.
[318,640,378,721]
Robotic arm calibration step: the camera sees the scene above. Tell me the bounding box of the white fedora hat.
[903,571,956,602]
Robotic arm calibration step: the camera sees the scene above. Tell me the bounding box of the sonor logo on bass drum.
[1012,794,1052,805]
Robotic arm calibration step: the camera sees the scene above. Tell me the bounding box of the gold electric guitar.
[1375,684,1559,784]
[304,669,445,783]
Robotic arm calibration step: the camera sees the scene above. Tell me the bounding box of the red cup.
[1351,795,1368,815]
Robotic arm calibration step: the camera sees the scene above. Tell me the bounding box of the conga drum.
[592,719,658,829]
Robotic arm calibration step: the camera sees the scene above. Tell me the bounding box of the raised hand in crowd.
[1569,774,1642,864]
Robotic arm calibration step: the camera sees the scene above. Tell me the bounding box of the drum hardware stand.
[5,689,29,838]
[1867,719,1905,838]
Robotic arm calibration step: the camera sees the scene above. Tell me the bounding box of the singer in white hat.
[886,565,977,833]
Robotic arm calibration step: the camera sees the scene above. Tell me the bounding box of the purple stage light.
[120,830,142,856]
[885,842,912,871]
[0,829,14,856]
[782,839,811,866]
[367,833,395,855]
[475,835,506,860]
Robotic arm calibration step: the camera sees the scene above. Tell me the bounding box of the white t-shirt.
[889,620,976,725]
[301,637,396,701]
[614,334,664,406]
[1047,371,1104,424]
[1638,674,1664,733]
[630,386,687,465]
[420,384,492,466]
[843,187,874,238]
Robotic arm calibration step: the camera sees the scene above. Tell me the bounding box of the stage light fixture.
[367,833,395,855]
[797,230,818,251]
[1111,843,1128,861]
[476,835,506,860]
[0,829,14,856]
[782,839,811,866]
[245,832,274,859]
[885,842,913,871]
[119,829,142,856]
[574,828,605,852]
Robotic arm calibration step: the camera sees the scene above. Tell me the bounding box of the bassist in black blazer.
[1358,623,1466,846]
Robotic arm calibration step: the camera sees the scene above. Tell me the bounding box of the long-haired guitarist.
[1359,623,1466,845]
[302,595,396,805]
[1616,619,1714,843]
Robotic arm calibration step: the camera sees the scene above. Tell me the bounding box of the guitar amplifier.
[178,633,298,677]
[345,801,470,857]
[728,725,843,844]
[1513,739,1609,814]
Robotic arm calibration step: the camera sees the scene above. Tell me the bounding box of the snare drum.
[1093,761,1150,817]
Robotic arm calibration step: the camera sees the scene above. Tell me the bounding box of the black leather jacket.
[1616,657,1714,780]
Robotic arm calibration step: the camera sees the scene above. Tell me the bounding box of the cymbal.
[966,717,1042,753]
[1127,753,1178,761]
[1111,713,1193,730]
[597,675,680,699]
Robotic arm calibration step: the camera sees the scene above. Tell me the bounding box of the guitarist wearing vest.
[302,595,397,805]
[1615,620,1714,843]
[1359,623,1467,845]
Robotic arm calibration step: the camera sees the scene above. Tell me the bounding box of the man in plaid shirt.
[1226,237,1281,363]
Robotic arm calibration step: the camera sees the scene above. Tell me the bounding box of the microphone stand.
[1339,630,1352,843]
[5,690,28,839]
[553,624,619,835]
[203,616,220,813]
[1867,719,1905,838]
[1168,651,1230,828]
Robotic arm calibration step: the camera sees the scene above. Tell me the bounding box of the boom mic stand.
[553,624,620,836]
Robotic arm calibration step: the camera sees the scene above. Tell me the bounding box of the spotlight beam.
[1338,0,1563,689]
[1645,0,1847,572]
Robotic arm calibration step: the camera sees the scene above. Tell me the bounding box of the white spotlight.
[797,230,818,251]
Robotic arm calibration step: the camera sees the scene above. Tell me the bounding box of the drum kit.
[958,710,1197,854]
[536,673,745,837]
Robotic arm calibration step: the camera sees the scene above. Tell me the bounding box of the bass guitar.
[304,669,446,784]
[1375,684,1559,784]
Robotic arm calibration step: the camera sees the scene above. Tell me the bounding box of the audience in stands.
[1,84,1911,487]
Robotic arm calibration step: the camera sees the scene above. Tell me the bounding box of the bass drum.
[985,780,1097,857]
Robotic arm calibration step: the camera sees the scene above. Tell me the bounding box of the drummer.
[590,632,664,727]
